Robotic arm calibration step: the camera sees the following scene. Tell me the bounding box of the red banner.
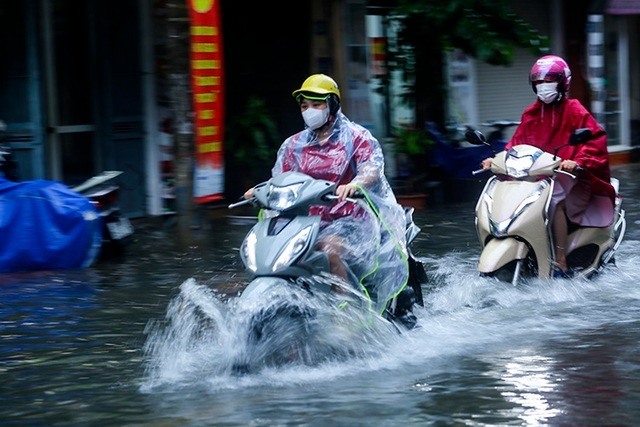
[371,37,387,78]
[188,0,225,203]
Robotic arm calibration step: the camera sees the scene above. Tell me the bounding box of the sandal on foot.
[551,262,576,279]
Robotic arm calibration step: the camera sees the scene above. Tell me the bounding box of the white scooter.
[466,128,626,285]
[228,171,427,370]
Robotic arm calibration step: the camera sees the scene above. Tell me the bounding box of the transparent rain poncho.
[272,109,409,314]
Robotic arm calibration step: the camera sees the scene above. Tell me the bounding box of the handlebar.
[228,190,365,210]
[554,169,577,179]
[228,198,253,209]
[475,167,582,180]
[554,165,583,180]
[323,192,364,203]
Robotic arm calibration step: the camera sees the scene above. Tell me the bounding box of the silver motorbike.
[228,171,427,370]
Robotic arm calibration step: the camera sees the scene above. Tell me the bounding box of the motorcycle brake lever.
[472,168,489,176]
[228,198,254,209]
[323,192,364,203]
[554,169,577,179]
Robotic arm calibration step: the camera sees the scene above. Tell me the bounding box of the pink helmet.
[530,55,572,94]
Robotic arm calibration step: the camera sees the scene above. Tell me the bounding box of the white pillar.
[140,0,162,215]
[586,14,606,127]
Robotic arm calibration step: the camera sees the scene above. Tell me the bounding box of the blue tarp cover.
[0,178,102,272]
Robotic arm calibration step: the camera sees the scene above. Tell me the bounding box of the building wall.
[630,15,640,146]
[473,0,554,139]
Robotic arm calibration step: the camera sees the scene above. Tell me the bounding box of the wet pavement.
[1,162,640,426]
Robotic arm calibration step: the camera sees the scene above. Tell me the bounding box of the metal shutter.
[474,0,553,139]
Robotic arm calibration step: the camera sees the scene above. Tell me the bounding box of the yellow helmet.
[292,74,341,101]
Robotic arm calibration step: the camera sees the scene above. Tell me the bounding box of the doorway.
[40,0,145,216]
[42,0,99,185]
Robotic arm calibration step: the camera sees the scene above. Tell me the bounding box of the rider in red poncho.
[483,55,615,276]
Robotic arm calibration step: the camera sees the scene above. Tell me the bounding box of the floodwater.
[2,163,640,426]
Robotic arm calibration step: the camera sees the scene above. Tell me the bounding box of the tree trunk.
[166,1,196,233]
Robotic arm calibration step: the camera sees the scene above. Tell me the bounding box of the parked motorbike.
[0,138,133,272]
[227,171,427,370]
[480,119,520,147]
[465,128,626,285]
[426,120,516,183]
[72,171,134,257]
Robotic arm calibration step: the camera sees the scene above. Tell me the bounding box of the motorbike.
[227,171,427,370]
[481,119,520,147]
[0,138,133,272]
[72,171,134,257]
[428,120,515,180]
[466,128,626,285]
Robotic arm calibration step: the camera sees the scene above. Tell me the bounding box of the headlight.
[505,155,535,178]
[272,226,312,272]
[241,230,258,272]
[504,146,542,178]
[267,183,303,210]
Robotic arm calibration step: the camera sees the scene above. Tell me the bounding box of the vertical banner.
[188,0,225,203]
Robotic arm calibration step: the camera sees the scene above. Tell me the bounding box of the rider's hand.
[336,184,357,201]
[243,188,254,199]
[481,157,493,170]
[559,159,580,173]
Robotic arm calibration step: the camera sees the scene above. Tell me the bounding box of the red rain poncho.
[507,98,615,227]
[272,110,408,314]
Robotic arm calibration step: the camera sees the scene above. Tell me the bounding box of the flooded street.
[2,163,640,426]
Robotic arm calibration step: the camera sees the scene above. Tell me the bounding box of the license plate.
[106,217,134,240]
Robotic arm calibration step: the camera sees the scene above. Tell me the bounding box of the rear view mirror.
[465,129,488,146]
[569,128,592,146]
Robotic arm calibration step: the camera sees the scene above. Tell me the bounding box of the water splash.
[398,240,640,360]
[141,277,401,390]
[141,240,640,392]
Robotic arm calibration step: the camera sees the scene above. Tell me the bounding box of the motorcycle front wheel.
[481,257,537,286]
[232,278,318,373]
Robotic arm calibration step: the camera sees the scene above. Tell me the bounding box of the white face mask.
[536,82,559,104]
[302,107,330,130]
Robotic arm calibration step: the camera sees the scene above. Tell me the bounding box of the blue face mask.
[302,107,330,130]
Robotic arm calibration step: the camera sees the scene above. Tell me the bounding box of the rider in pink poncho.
[251,74,409,314]
[483,55,615,276]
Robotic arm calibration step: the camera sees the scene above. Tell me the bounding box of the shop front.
[0,0,146,217]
